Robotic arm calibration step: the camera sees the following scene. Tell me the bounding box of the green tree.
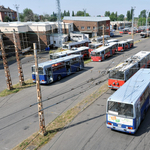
[76,11,90,16]
[72,11,74,16]
[117,14,124,21]
[19,13,24,22]
[66,10,70,16]
[138,17,146,26]
[110,12,115,21]
[126,10,131,21]
[114,12,118,21]
[34,14,40,22]
[139,10,146,18]
[3,16,11,22]
[104,11,110,17]
[64,10,66,16]
[149,12,150,18]
[97,15,101,17]
[23,8,34,21]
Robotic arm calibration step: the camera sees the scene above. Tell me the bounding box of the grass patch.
[84,58,91,64]
[0,79,35,97]
[13,82,109,150]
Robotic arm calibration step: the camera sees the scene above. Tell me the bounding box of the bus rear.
[106,101,135,134]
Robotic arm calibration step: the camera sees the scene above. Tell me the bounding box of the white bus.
[106,68,150,134]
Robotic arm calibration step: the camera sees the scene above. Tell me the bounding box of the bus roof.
[34,55,82,68]
[91,44,112,52]
[89,42,103,46]
[118,41,127,44]
[107,68,150,105]
[126,39,133,42]
[50,46,89,57]
[109,51,150,72]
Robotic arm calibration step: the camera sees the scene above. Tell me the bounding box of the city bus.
[50,46,89,60]
[88,43,103,57]
[106,68,150,134]
[62,39,90,50]
[91,42,118,62]
[108,51,150,89]
[117,41,128,51]
[32,55,84,84]
[127,39,134,48]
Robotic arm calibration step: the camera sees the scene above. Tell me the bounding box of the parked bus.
[50,46,89,60]
[108,51,150,89]
[117,41,128,51]
[91,42,118,62]
[62,39,90,50]
[140,31,150,38]
[119,28,130,34]
[126,39,134,48]
[106,68,150,134]
[32,55,84,84]
[88,43,103,56]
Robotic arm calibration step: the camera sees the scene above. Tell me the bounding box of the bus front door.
[101,51,105,60]
[66,61,71,75]
[46,68,53,83]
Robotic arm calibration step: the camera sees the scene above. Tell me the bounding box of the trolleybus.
[108,51,150,89]
[91,42,118,62]
[32,55,84,84]
[106,68,150,134]
[127,39,134,48]
[117,41,128,51]
[50,46,89,60]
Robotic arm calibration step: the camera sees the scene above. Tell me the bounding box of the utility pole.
[146,10,149,37]
[103,24,105,46]
[83,9,86,16]
[33,43,46,135]
[13,29,24,86]
[37,26,41,52]
[131,6,135,40]
[14,4,20,22]
[0,32,13,90]
[56,0,62,48]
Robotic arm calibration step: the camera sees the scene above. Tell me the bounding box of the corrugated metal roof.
[108,68,150,104]
[63,17,110,22]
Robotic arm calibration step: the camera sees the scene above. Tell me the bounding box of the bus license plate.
[118,124,121,128]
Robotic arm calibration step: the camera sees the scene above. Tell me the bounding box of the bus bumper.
[106,124,136,134]
[108,85,119,89]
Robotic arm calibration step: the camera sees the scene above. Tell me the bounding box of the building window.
[81,26,84,30]
[4,12,6,14]
[93,26,96,30]
[87,26,91,30]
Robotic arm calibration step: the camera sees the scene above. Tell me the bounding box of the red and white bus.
[117,41,128,51]
[62,39,91,50]
[91,42,118,62]
[108,51,150,89]
[50,46,90,60]
[127,39,134,48]
[88,42,103,57]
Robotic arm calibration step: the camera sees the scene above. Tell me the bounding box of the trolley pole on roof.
[0,32,13,90]
[33,43,46,136]
[103,24,105,46]
[13,29,25,86]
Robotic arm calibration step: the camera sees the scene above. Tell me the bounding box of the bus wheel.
[77,67,80,72]
[57,75,62,81]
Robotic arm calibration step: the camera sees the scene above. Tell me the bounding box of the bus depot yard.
[0,33,150,150]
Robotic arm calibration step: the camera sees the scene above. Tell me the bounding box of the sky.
[0,0,150,17]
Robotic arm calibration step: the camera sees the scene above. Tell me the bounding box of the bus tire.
[77,67,80,72]
[57,75,62,81]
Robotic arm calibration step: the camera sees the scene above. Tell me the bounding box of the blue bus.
[32,55,84,84]
[106,68,150,134]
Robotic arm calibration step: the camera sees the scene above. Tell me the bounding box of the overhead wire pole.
[131,6,135,40]
[33,43,46,135]
[37,26,41,52]
[14,4,20,22]
[0,32,13,90]
[13,29,25,86]
[146,10,149,37]
[103,24,105,46]
[56,0,62,48]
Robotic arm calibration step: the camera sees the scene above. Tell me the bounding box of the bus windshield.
[50,54,59,60]
[62,45,68,49]
[107,101,133,117]
[118,44,123,47]
[109,70,124,80]
[89,45,96,49]
[32,67,44,75]
[91,52,100,56]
